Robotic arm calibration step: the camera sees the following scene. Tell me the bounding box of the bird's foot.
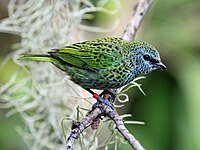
[99,89,116,102]
[92,97,114,110]
[92,92,114,109]
[85,88,114,109]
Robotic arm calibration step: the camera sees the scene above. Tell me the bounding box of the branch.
[66,107,103,149]
[106,106,145,150]
[67,103,144,150]
[122,0,153,42]
[66,0,154,149]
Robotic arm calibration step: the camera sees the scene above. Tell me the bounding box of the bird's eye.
[143,54,150,61]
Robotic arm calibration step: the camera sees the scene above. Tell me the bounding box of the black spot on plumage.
[101,48,108,52]
[118,66,123,71]
[116,76,121,80]
[106,49,110,52]
[103,55,108,59]
[93,43,100,46]
[102,64,107,67]
[96,59,100,62]
[108,44,112,48]
[93,52,98,55]
[112,69,117,73]
[113,78,118,82]
[116,69,120,74]
[109,74,115,79]
[135,59,139,64]
[97,40,101,42]
[73,44,81,48]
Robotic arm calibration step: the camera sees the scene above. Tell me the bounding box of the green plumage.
[19,37,166,90]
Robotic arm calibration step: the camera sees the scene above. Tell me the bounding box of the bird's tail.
[18,54,53,63]
[18,54,68,71]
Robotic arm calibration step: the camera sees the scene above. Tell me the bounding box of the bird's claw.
[92,97,114,110]
[99,89,116,102]
[85,88,115,109]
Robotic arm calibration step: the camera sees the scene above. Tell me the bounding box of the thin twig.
[122,0,153,42]
[105,107,145,150]
[67,107,103,149]
[66,0,154,149]
[67,103,145,150]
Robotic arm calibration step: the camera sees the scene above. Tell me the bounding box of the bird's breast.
[66,63,136,90]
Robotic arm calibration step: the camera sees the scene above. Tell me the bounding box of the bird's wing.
[52,38,123,71]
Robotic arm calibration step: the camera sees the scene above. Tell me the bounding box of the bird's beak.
[154,62,167,69]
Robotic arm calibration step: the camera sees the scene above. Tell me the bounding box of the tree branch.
[66,0,154,149]
[67,102,144,150]
[122,0,153,42]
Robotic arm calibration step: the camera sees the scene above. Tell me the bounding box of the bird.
[19,37,166,107]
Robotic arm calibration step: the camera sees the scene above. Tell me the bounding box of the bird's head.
[130,41,166,75]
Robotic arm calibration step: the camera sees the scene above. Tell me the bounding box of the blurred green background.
[1,0,200,150]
